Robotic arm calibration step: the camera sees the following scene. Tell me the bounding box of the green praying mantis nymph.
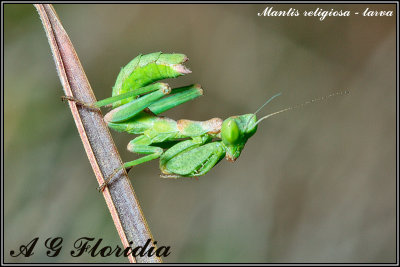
[62,52,348,191]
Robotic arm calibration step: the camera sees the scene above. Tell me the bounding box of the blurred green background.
[4,3,396,263]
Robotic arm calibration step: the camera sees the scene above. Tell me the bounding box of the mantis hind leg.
[104,83,203,123]
[148,84,203,115]
[61,96,101,112]
[104,84,171,123]
[124,139,163,168]
[61,82,168,112]
[96,83,169,108]
[98,135,163,191]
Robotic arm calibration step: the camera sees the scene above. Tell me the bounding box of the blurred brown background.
[4,3,396,263]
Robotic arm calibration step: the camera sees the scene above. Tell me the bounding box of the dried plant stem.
[34,4,161,263]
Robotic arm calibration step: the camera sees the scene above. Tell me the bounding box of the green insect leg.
[104,84,171,123]
[98,135,163,191]
[148,84,203,115]
[124,135,163,168]
[61,96,101,111]
[162,141,225,178]
[159,135,211,177]
[61,82,169,112]
[189,142,225,176]
[95,83,169,108]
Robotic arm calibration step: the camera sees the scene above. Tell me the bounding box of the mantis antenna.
[245,92,282,131]
[254,90,349,126]
[254,92,282,115]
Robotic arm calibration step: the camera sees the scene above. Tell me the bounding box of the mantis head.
[221,114,258,162]
[220,92,282,162]
[220,90,349,162]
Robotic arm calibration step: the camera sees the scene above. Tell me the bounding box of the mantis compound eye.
[221,118,240,145]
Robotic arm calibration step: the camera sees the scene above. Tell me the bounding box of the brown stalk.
[34,4,161,263]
